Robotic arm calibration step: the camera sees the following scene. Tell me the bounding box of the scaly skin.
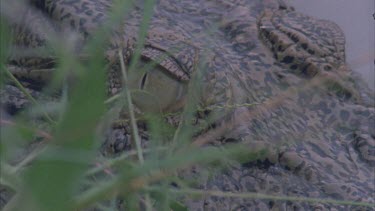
[3,0,375,210]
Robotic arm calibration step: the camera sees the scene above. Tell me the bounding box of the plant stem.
[118,50,144,164]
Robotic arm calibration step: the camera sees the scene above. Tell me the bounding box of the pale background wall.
[289,0,374,90]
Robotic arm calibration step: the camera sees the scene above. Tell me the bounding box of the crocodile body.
[2,0,375,210]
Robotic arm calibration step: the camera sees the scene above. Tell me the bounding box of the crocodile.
[2,0,375,210]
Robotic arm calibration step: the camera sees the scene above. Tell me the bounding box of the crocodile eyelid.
[141,46,190,81]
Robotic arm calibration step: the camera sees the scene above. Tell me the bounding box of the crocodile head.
[4,0,375,209]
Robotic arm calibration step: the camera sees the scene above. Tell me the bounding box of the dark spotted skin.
[258,9,346,77]
[3,0,375,210]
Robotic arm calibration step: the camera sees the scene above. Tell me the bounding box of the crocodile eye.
[127,59,188,113]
